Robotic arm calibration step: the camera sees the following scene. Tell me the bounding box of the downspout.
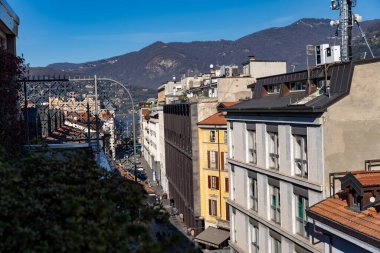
[312,219,333,253]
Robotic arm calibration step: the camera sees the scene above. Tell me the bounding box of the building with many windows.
[224,58,380,253]
[194,102,239,249]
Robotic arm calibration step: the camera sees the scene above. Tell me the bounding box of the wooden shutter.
[221,152,225,170]
[208,199,212,215]
[207,151,210,168]
[216,176,219,190]
[214,200,218,216]
[226,203,230,221]
[208,175,211,189]
[225,178,229,192]
[216,152,219,170]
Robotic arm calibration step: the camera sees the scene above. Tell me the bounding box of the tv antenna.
[330,0,375,61]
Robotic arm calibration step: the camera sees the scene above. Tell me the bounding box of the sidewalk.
[140,158,200,251]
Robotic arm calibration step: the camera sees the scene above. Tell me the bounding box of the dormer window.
[289,81,306,92]
[265,84,281,94]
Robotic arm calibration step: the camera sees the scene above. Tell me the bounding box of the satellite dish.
[370,197,376,203]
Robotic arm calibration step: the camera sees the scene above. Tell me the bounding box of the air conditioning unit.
[315,44,341,65]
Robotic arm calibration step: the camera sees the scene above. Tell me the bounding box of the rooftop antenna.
[330,0,375,61]
[330,0,355,62]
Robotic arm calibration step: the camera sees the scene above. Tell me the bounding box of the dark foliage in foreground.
[0,149,176,253]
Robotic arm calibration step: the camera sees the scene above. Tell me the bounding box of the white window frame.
[211,176,217,189]
[210,199,217,216]
[270,185,281,224]
[249,223,259,253]
[270,236,282,253]
[210,151,216,169]
[295,195,309,238]
[293,135,308,179]
[248,130,257,164]
[268,132,279,170]
[249,177,258,212]
[210,130,216,143]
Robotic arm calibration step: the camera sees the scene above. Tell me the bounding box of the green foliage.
[0,48,28,152]
[0,150,176,253]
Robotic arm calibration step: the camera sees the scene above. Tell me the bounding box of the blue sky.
[10,0,380,67]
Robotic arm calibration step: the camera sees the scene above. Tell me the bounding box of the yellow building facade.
[198,112,230,229]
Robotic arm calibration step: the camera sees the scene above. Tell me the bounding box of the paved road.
[140,158,202,253]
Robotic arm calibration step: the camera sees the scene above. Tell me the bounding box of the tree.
[0,148,177,253]
[0,48,27,152]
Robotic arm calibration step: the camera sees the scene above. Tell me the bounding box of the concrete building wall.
[227,117,325,253]
[250,61,287,80]
[323,61,380,194]
[217,77,255,102]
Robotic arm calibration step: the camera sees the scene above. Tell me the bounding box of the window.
[210,151,216,168]
[289,81,306,91]
[210,130,216,142]
[249,177,258,212]
[208,176,219,190]
[248,130,257,164]
[223,152,228,169]
[250,224,259,253]
[293,135,308,178]
[270,236,281,253]
[295,195,309,237]
[224,130,228,143]
[232,209,237,242]
[265,84,281,94]
[268,133,279,170]
[270,185,281,224]
[209,199,217,216]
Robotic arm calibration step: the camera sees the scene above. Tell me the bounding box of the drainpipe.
[312,219,333,253]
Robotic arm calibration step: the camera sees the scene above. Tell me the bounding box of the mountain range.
[29,18,380,90]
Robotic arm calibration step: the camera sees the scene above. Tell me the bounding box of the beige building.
[242,56,287,79]
[224,58,380,253]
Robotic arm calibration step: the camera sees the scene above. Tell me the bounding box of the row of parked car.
[126,166,147,181]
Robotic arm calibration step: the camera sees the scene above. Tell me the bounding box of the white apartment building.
[224,58,380,253]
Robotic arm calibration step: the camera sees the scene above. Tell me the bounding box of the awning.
[194,226,230,248]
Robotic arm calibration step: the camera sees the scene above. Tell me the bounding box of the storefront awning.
[194,226,230,248]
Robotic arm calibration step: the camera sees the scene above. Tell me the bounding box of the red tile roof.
[198,112,227,125]
[351,171,380,187]
[219,102,240,108]
[308,196,380,243]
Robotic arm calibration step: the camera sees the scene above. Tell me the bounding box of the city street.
[140,158,201,253]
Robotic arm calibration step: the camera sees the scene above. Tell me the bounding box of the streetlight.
[70,76,138,182]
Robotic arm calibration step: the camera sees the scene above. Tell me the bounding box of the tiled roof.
[308,196,380,243]
[351,171,380,187]
[198,112,227,125]
[219,102,240,108]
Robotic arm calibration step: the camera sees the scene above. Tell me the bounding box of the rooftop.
[224,58,380,114]
[198,112,227,126]
[308,195,380,246]
[308,170,380,248]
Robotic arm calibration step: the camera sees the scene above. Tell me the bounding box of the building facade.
[224,58,380,253]
[0,0,19,54]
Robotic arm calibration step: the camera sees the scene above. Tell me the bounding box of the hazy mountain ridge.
[29,18,380,90]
